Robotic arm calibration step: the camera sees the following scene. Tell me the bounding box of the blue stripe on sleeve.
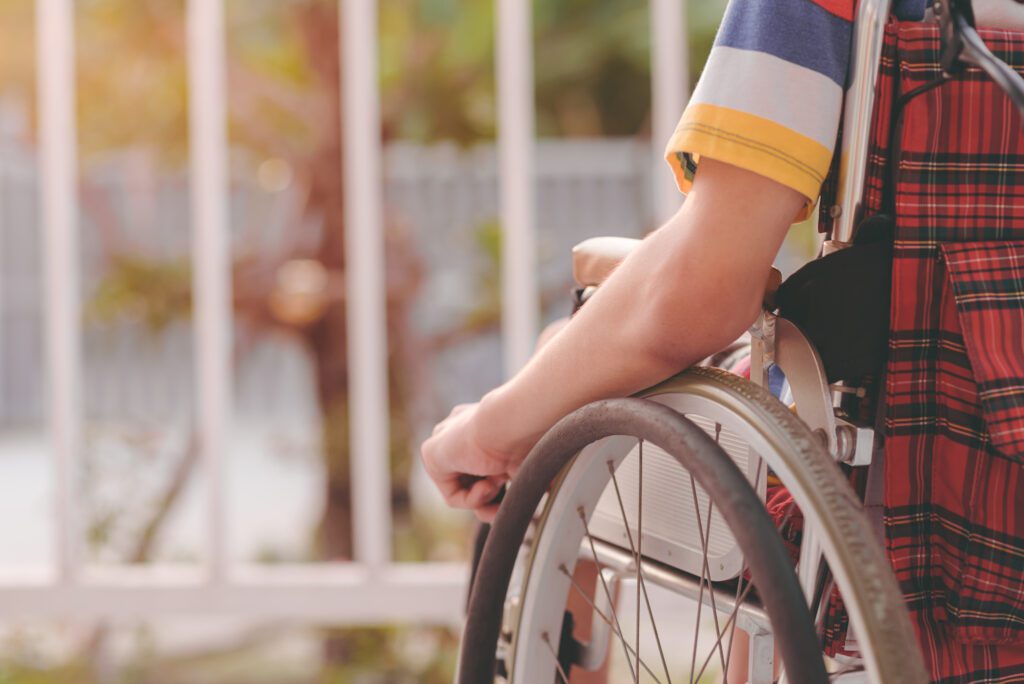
[714,0,853,87]
[894,0,927,20]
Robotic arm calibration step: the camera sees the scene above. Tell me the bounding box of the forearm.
[475,159,804,454]
[476,203,754,453]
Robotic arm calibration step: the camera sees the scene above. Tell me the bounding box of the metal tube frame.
[832,0,894,245]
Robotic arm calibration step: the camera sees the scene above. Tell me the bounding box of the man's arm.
[421,158,805,519]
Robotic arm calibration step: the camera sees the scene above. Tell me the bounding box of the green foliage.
[0,2,736,680]
[0,663,92,684]
[87,256,192,333]
[0,626,458,684]
[534,2,652,136]
[0,663,88,684]
[0,0,728,151]
[380,0,497,142]
[318,627,458,684]
[75,0,190,162]
[381,0,729,140]
[691,0,730,76]
[227,0,317,85]
[0,1,35,101]
[468,219,503,324]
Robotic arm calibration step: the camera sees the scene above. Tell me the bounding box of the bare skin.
[420,157,804,521]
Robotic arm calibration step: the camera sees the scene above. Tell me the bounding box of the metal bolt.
[834,424,859,463]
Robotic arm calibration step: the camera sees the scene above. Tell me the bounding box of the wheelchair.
[458,1,1024,682]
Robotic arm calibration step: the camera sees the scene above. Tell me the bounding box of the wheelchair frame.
[461,1,1024,681]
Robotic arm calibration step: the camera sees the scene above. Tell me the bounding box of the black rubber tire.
[465,521,490,615]
[458,397,829,684]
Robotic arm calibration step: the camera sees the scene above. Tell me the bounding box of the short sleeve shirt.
[665,0,927,220]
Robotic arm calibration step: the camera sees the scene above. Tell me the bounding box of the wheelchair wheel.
[458,367,927,684]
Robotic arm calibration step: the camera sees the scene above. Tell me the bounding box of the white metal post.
[37,0,81,583]
[650,0,689,223]
[340,0,392,568]
[186,0,230,582]
[496,0,539,377]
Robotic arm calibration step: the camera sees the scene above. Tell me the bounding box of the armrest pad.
[571,236,643,288]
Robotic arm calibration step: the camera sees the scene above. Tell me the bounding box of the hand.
[420,403,520,522]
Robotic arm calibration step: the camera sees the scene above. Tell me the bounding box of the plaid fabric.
[848,22,1024,681]
[942,242,1024,458]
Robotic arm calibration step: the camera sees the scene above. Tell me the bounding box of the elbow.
[632,268,764,371]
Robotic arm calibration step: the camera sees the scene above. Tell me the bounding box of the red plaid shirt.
[819,22,1024,682]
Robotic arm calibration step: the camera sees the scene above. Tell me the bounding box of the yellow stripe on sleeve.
[664,103,834,222]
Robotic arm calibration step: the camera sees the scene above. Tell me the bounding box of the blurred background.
[0,1,816,681]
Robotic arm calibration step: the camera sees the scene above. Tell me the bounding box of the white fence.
[0,139,656,424]
[1,0,688,626]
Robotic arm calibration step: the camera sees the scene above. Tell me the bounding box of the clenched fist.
[420,403,523,522]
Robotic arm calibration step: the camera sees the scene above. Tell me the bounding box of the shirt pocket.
[941,241,1024,464]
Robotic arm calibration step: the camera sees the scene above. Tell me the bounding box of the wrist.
[475,384,544,459]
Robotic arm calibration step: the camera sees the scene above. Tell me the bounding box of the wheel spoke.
[688,478,708,684]
[559,565,665,683]
[815,575,836,643]
[705,426,729,673]
[752,452,764,492]
[560,563,612,626]
[482,378,916,684]
[691,469,728,675]
[541,631,571,684]
[635,441,642,681]
[703,449,770,683]
[724,451,763,681]
[693,580,757,682]
[607,460,673,684]
[722,570,744,681]
[579,508,639,683]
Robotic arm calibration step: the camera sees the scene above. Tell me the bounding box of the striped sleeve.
[665,0,854,220]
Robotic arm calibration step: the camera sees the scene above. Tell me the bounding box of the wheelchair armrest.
[571,236,642,288]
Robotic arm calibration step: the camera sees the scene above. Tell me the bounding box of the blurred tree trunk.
[67,0,430,675]
[296,0,424,569]
[295,4,425,671]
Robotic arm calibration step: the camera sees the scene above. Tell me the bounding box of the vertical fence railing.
[15,0,689,624]
[496,0,689,377]
[650,0,690,224]
[341,0,392,570]
[37,0,81,583]
[186,0,230,583]
[496,0,540,377]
